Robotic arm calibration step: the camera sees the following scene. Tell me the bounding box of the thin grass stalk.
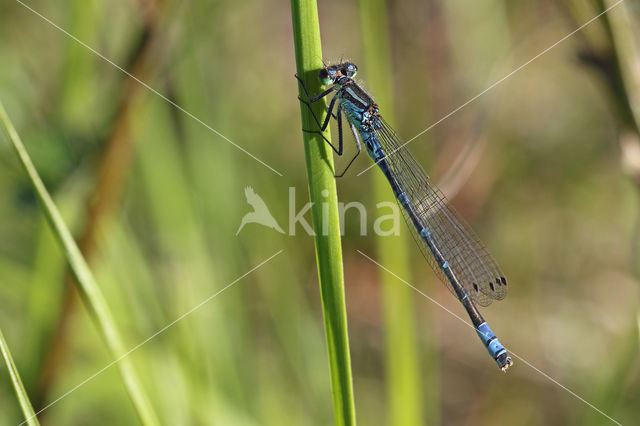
[588,2,640,423]
[567,1,640,423]
[34,0,169,408]
[597,0,640,133]
[0,328,40,426]
[357,1,426,425]
[0,100,159,426]
[290,1,356,425]
[583,316,638,426]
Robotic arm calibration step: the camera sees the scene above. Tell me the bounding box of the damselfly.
[296,62,513,371]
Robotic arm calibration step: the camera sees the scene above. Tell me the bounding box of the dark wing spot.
[473,283,479,292]
[500,277,507,286]
[489,282,495,291]
[496,278,501,286]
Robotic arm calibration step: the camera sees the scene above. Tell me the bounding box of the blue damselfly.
[296,62,513,371]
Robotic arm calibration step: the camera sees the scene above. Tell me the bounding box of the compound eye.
[319,68,335,85]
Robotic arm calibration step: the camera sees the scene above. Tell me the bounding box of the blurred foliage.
[1,0,640,425]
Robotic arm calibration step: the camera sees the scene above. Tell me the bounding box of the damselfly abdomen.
[297,62,513,371]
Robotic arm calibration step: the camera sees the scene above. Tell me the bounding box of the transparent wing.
[374,119,507,306]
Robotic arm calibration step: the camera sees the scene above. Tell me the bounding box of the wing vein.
[373,118,507,305]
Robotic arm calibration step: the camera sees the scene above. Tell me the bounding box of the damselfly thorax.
[296,62,512,370]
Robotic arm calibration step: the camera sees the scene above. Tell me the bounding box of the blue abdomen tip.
[476,323,513,371]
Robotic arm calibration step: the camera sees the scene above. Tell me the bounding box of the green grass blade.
[597,0,640,133]
[582,315,638,426]
[357,2,429,425]
[290,2,356,425]
[0,328,40,426]
[582,3,640,423]
[0,100,159,426]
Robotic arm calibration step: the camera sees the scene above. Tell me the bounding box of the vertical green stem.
[0,101,159,426]
[597,0,640,133]
[585,2,640,423]
[357,2,427,425]
[0,328,40,426]
[568,1,640,423]
[290,2,356,425]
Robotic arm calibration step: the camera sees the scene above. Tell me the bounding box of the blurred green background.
[1,0,640,424]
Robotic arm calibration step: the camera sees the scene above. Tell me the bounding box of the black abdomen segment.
[366,135,512,370]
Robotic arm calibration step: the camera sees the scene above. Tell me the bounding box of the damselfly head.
[319,62,358,85]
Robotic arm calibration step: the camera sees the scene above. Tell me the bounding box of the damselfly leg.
[296,74,362,177]
[295,62,513,370]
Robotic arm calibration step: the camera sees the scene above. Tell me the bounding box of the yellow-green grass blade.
[0,327,40,426]
[0,100,159,426]
[357,1,429,424]
[290,1,356,425]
